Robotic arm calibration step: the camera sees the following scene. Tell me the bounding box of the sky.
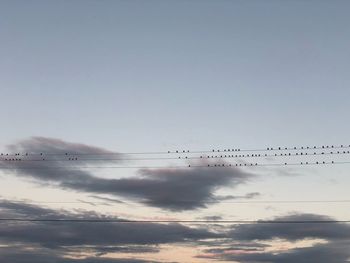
[1,0,350,262]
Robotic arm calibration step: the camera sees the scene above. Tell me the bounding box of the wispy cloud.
[1,199,350,262]
[1,137,255,211]
[0,246,167,263]
[198,213,350,262]
[0,200,219,261]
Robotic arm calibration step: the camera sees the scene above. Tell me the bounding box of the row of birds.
[168,144,350,153]
[0,161,340,168]
[1,150,350,162]
[1,144,350,157]
[1,157,78,161]
[187,161,336,167]
[198,151,350,158]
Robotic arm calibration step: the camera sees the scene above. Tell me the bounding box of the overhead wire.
[0,160,349,169]
[0,218,349,224]
[5,199,350,205]
[1,144,350,157]
[1,149,350,162]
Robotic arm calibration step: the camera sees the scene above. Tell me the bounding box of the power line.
[0,160,348,169]
[0,218,349,224]
[1,150,349,162]
[7,200,350,205]
[2,144,350,157]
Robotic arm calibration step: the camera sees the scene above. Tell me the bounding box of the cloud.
[89,195,125,204]
[198,213,350,262]
[200,241,350,263]
[215,192,261,201]
[2,199,350,262]
[201,216,223,221]
[0,247,167,263]
[0,200,219,248]
[6,137,119,158]
[229,213,350,241]
[107,166,254,210]
[1,137,255,211]
[0,200,218,261]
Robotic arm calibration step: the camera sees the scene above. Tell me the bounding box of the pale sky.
[1,1,350,262]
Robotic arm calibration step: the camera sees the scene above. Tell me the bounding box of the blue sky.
[1,1,350,262]
[1,0,350,151]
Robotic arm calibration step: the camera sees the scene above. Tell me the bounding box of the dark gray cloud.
[2,200,350,262]
[230,213,350,241]
[0,247,168,263]
[200,241,350,263]
[215,192,261,201]
[198,213,350,262]
[89,195,125,204]
[0,200,218,262]
[1,137,255,210]
[90,245,159,256]
[6,137,119,158]
[0,200,219,248]
[108,166,254,210]
[201,216,223,221]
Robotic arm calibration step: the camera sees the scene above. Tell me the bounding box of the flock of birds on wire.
[0,144,350,168]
